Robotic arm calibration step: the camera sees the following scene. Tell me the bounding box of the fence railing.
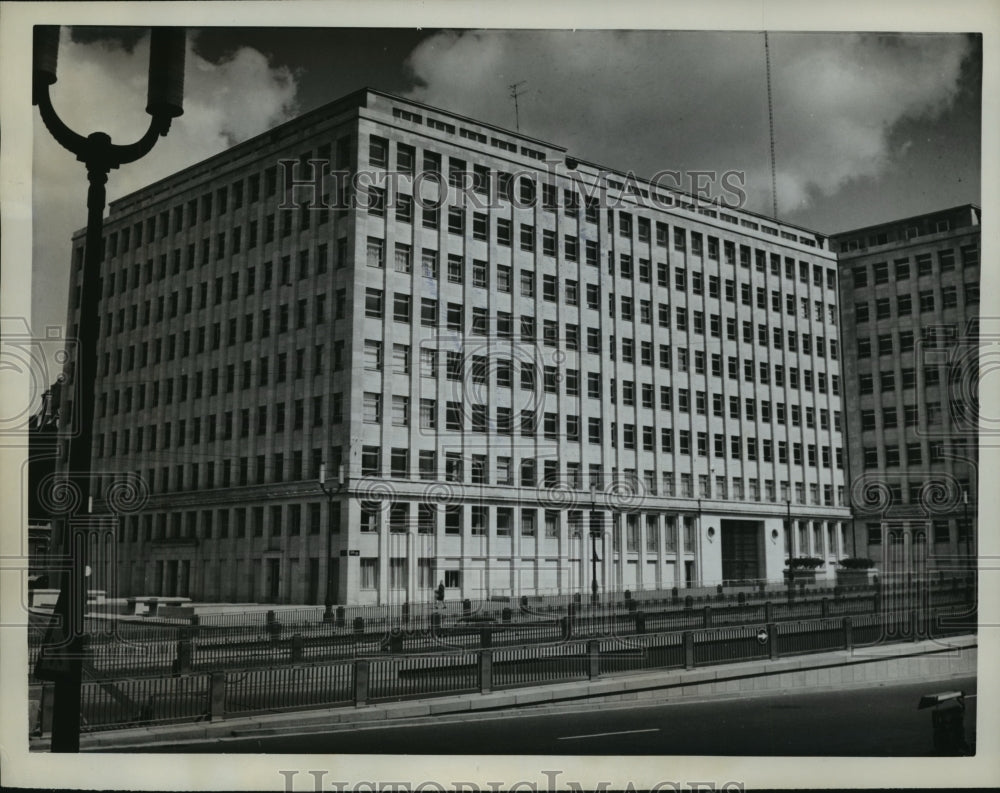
[29,582,976,684]
[32,602,976,736]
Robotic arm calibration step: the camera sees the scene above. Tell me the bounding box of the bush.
[837,557,876,570]
[785,556,824,570]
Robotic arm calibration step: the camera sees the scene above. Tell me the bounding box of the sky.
[31,27,981,378]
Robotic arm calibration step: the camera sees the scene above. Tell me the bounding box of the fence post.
[209,672,226,721]
[559,615,570,640]
[479,650,493,693]
[767,622,779,660]
[821,597,830,618]
[588,639,600,680]
[843,616,853,650]
[174,639,192,675]
[39,683,55,737]
[764,600,773,623]
[354,659,370,707]
[683,631,695,670]
[290,633,304,663]
[703,605,712,628]
[635,611,646,635]
[480,627,492,649]
[910,609,919,642]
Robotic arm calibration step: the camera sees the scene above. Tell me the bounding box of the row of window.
[360,392,841,448]
[95,440,844,504]
[857,365,961,393]
[367,134,831,271]
[866,518,972,546]
[369,238,836,313]
[850,246,979,289]
[357,442,843,486]
[100,320,328,376]
[364,287,837,354]
[98,136,353,257]
[100,292,330,366]
[98,396,336,452]
[862,439,976,469]
[93,242,339,312]
[859,401,976,432]
[854,283,979,323]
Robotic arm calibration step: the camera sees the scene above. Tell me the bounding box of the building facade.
[832,205,980,576]
[62,88,852,606]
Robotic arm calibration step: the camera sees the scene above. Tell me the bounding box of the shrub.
[785,556,824,569]
[837,557,876,570]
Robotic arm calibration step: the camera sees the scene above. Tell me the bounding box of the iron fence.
[78,673,211,732]
[224,663,354,715]
[367,652,480,702]
[29,583,976,682]
[775,618,845,655]
[49,602,977,736]
[693,625,770,667]
[597,632,686,674]
[491,641,590,689]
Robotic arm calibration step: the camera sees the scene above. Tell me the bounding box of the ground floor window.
[360,557,378,589]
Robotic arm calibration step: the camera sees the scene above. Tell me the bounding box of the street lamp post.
[32,26,185,753]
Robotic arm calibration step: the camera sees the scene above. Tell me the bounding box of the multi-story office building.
[832,205,980,575]
[63,88,851,605]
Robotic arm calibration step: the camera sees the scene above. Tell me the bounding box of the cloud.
[403,30,971,216]
[31,29,299,378]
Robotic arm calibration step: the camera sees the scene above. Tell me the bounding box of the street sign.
[756,628,769,644]
[348,550,360,556]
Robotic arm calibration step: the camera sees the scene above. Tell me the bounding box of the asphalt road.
[144,674,976,756]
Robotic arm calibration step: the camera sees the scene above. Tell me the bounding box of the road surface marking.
[558,728,660,740]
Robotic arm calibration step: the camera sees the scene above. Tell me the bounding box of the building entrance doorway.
[266,558,280,602]
[721,520,763,583]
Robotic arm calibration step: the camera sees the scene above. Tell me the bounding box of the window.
[366,237,384,268]
[394,243,412,273]
[359,557,379,590]
[393,293,412,323]
[365,288,383,318]
[363,392,381,424]
[368,135,388,167]
[419,398,436,429]
[363,340,382,370]
[421,298,438,326]
[391,396,409,426]
[392,343,410,374]
[361,445,380,476]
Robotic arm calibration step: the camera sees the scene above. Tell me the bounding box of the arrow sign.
[757,628,769,644]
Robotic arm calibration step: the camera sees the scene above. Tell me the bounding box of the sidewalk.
[31,633,976,751]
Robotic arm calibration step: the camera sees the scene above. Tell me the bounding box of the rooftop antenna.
[509,81,527,132]
[764,32,779,220]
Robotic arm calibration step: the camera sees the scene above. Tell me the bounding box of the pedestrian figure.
[435,580,445,608]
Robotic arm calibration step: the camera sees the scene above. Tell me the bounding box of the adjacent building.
[62,88,853,605]
[832,205,980,576]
